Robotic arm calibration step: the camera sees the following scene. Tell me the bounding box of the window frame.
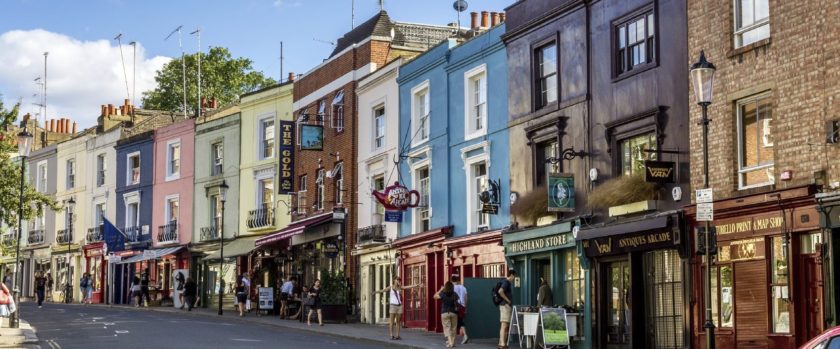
[66,158,75,189]
[297,175,308,215]
[371,174,386,219]
[36,161,47,193]
[533,39,558,111]
[211,141,224,176]
[316,168,326,211]
[735,92,774,190]
[769,236,790,334]
[123,191,141,229]
[410,81,431,147]
[164,194,180,224]
[126,151,141,185]
[612,5,658,79]
[619,132,658,177]
[256,177,274,210]
[464,64,488,140]
[413,163,431,235]
[165,139,181,181]
[373,104,386,150]
[258,114,276,160]
[96,153,106,187]
[465,155,490,233]
[733,0,770,48]
[333,163,344,206]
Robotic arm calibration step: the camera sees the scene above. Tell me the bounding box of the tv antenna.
[312,38,335,46]
[114,33,131,105]
[190,28,201,119]
[453,0,468,34]
[165,25,187,119]
[129,41,137,110]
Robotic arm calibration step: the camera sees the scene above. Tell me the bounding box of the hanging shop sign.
[582,230,677,257]
[480,179,501,215]
[372,182,420,211]
[384,211,403,222]
[299,124,324,151]
[323,242,339,258]
[644,160,675,183]
[547,173,575,212]
[278,121,295,194]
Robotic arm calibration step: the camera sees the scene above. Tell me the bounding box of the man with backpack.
[495,269,516,349]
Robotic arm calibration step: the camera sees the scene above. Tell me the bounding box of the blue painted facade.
[397,25,510,238]
[114,131,155,250]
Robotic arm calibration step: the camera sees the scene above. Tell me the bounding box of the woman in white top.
[375,276,420,340]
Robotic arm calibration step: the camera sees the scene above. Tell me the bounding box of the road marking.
[231,339,263,342]
[115,330,129,334]
[46,339,61,349]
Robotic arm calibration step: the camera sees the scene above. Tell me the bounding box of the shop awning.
[255,212,333,247]
[577,215,670,241]
[114,246,185,264]
[203,236,261,261]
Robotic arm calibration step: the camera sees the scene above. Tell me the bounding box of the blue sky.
[0,0,510,128]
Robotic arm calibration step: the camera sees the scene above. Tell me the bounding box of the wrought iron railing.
[86,226,103,243]
[247,206,274,229]
[157,221,178,244]
[27,229,45,245]
[358,224,387,245]
[200,217,222,242]
[124,226,145,243]
[56,229,73,244]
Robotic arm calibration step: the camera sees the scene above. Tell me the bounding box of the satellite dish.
[453,0,468,12]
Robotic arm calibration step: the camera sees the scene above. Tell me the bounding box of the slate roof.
[329,10,457,58]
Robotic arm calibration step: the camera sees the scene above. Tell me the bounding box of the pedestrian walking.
[46,273,53,301]
[34,271,47,308]
[79,272,93,304]
[240,273,252,312]
[452,274,469,344]
[235,278,247,317]
[434,281,460,348]
[140,273,150,307]
[0,282,15,325]
[174,271,186,309]
[130,276,143,307]
[497,270,516,349]
[183,277,197,311]
[279,276,296,319]
[306,280,323,326]
[3,269,12,291]
[374,276,420,340]
[537,277,553,308]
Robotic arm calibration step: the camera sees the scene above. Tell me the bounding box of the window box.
[608,200,657,217]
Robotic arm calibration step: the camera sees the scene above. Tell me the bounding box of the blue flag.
[103,217,126,253]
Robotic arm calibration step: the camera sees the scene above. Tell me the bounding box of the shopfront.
[354,244,397,325]
[688,185,822,349]
[392,227,450,332]
[578,212,689,349]
[50,244,80,302]
[818,190,840,329]
[83,242,106,303]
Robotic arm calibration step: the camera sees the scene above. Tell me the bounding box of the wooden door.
[802,255,824,340]
[735,260,768,348]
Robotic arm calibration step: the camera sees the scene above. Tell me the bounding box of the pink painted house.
[151,118,195,280]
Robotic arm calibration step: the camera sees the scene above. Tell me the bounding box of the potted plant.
[319,268,348,323]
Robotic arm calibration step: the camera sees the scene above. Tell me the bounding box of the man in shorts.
[498,269,516,349]
[279,277,296,319]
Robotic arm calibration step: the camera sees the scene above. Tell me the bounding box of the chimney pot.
[63,119,68,133]
[470,12,479,30]
[56,119,62,133]
[49,119,55,133]
[72,122,78,135]
[481,11,489,28]
[288,72,295,82]
[500,12,506,23]
[491,12,500,26]
[108,104,115,116]
[65,119,70,134]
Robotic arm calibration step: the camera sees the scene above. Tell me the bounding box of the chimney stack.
[49,119,55,132]
[72,122,77,135]
[63,119,69,133]
[64,119,70,133]
[500,12,506,23]
[491,12,500,26]
[108,104,115,116]
[470,12,479,30]
[101,105,107,117]
[481,11,489,28]
[288,72,295,82]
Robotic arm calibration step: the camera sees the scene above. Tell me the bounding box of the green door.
[464,278,502,339]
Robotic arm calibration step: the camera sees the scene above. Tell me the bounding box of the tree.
[0,96,61,237]
[141,46,276,113]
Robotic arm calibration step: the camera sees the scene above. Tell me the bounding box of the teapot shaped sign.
[372,182,421,211]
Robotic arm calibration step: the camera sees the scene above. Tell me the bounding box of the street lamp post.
[11,127,33,329]
[210,181,228,316]
[64,198,75,304]
[690,50,716,349]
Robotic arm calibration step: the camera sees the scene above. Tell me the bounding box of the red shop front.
[442,230,506,280]
[83,242,107,304]
[394,226,451,332]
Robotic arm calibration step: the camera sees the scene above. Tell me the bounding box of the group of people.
[277,277,324,326]
[30,271,94,307]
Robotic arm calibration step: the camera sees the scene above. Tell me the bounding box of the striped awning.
[114,246,184,264]
[255,212,334,247]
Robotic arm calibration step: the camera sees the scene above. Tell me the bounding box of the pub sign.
[278,121,295,194]
[547,173,575,212]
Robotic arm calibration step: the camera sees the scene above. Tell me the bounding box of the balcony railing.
[358,224,387,245]
[1,233,16,247]
[157,221,178,244]
[27,229,45,245]
[200,226,219,242]
[247,206,274,229]
[86,227,103,243]
[56,229,73,244]
[124,225,147,244]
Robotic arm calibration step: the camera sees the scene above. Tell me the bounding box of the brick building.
[255,10,455,319]
[685,0,840,347]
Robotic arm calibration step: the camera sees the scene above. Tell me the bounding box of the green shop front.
[503,221,591,348]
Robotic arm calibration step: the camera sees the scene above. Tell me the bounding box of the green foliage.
[510,186,549,225]
[141,47,276,113]
[320,268,347,305]
[542,312,566,330]
[0,96,61,228]
[586,173,656,210]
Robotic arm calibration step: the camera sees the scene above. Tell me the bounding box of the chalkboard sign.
[258,287,274,310]
[540,307,570,346]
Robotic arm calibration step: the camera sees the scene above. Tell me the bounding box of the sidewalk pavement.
[107,303,500,349]
[0,318,40,349]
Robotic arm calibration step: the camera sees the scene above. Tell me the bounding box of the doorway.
[800,232,824,341]
[606,260,631,349]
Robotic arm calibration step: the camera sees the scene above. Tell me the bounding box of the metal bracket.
[546,148,588,164]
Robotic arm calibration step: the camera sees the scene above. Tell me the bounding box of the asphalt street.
[21,302,396,349]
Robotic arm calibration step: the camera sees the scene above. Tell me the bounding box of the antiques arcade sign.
[278,121,295,194]
[506,233,573,256]
[582,230,676,257]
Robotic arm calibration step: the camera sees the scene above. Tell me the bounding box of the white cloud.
[0,29,171,129]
